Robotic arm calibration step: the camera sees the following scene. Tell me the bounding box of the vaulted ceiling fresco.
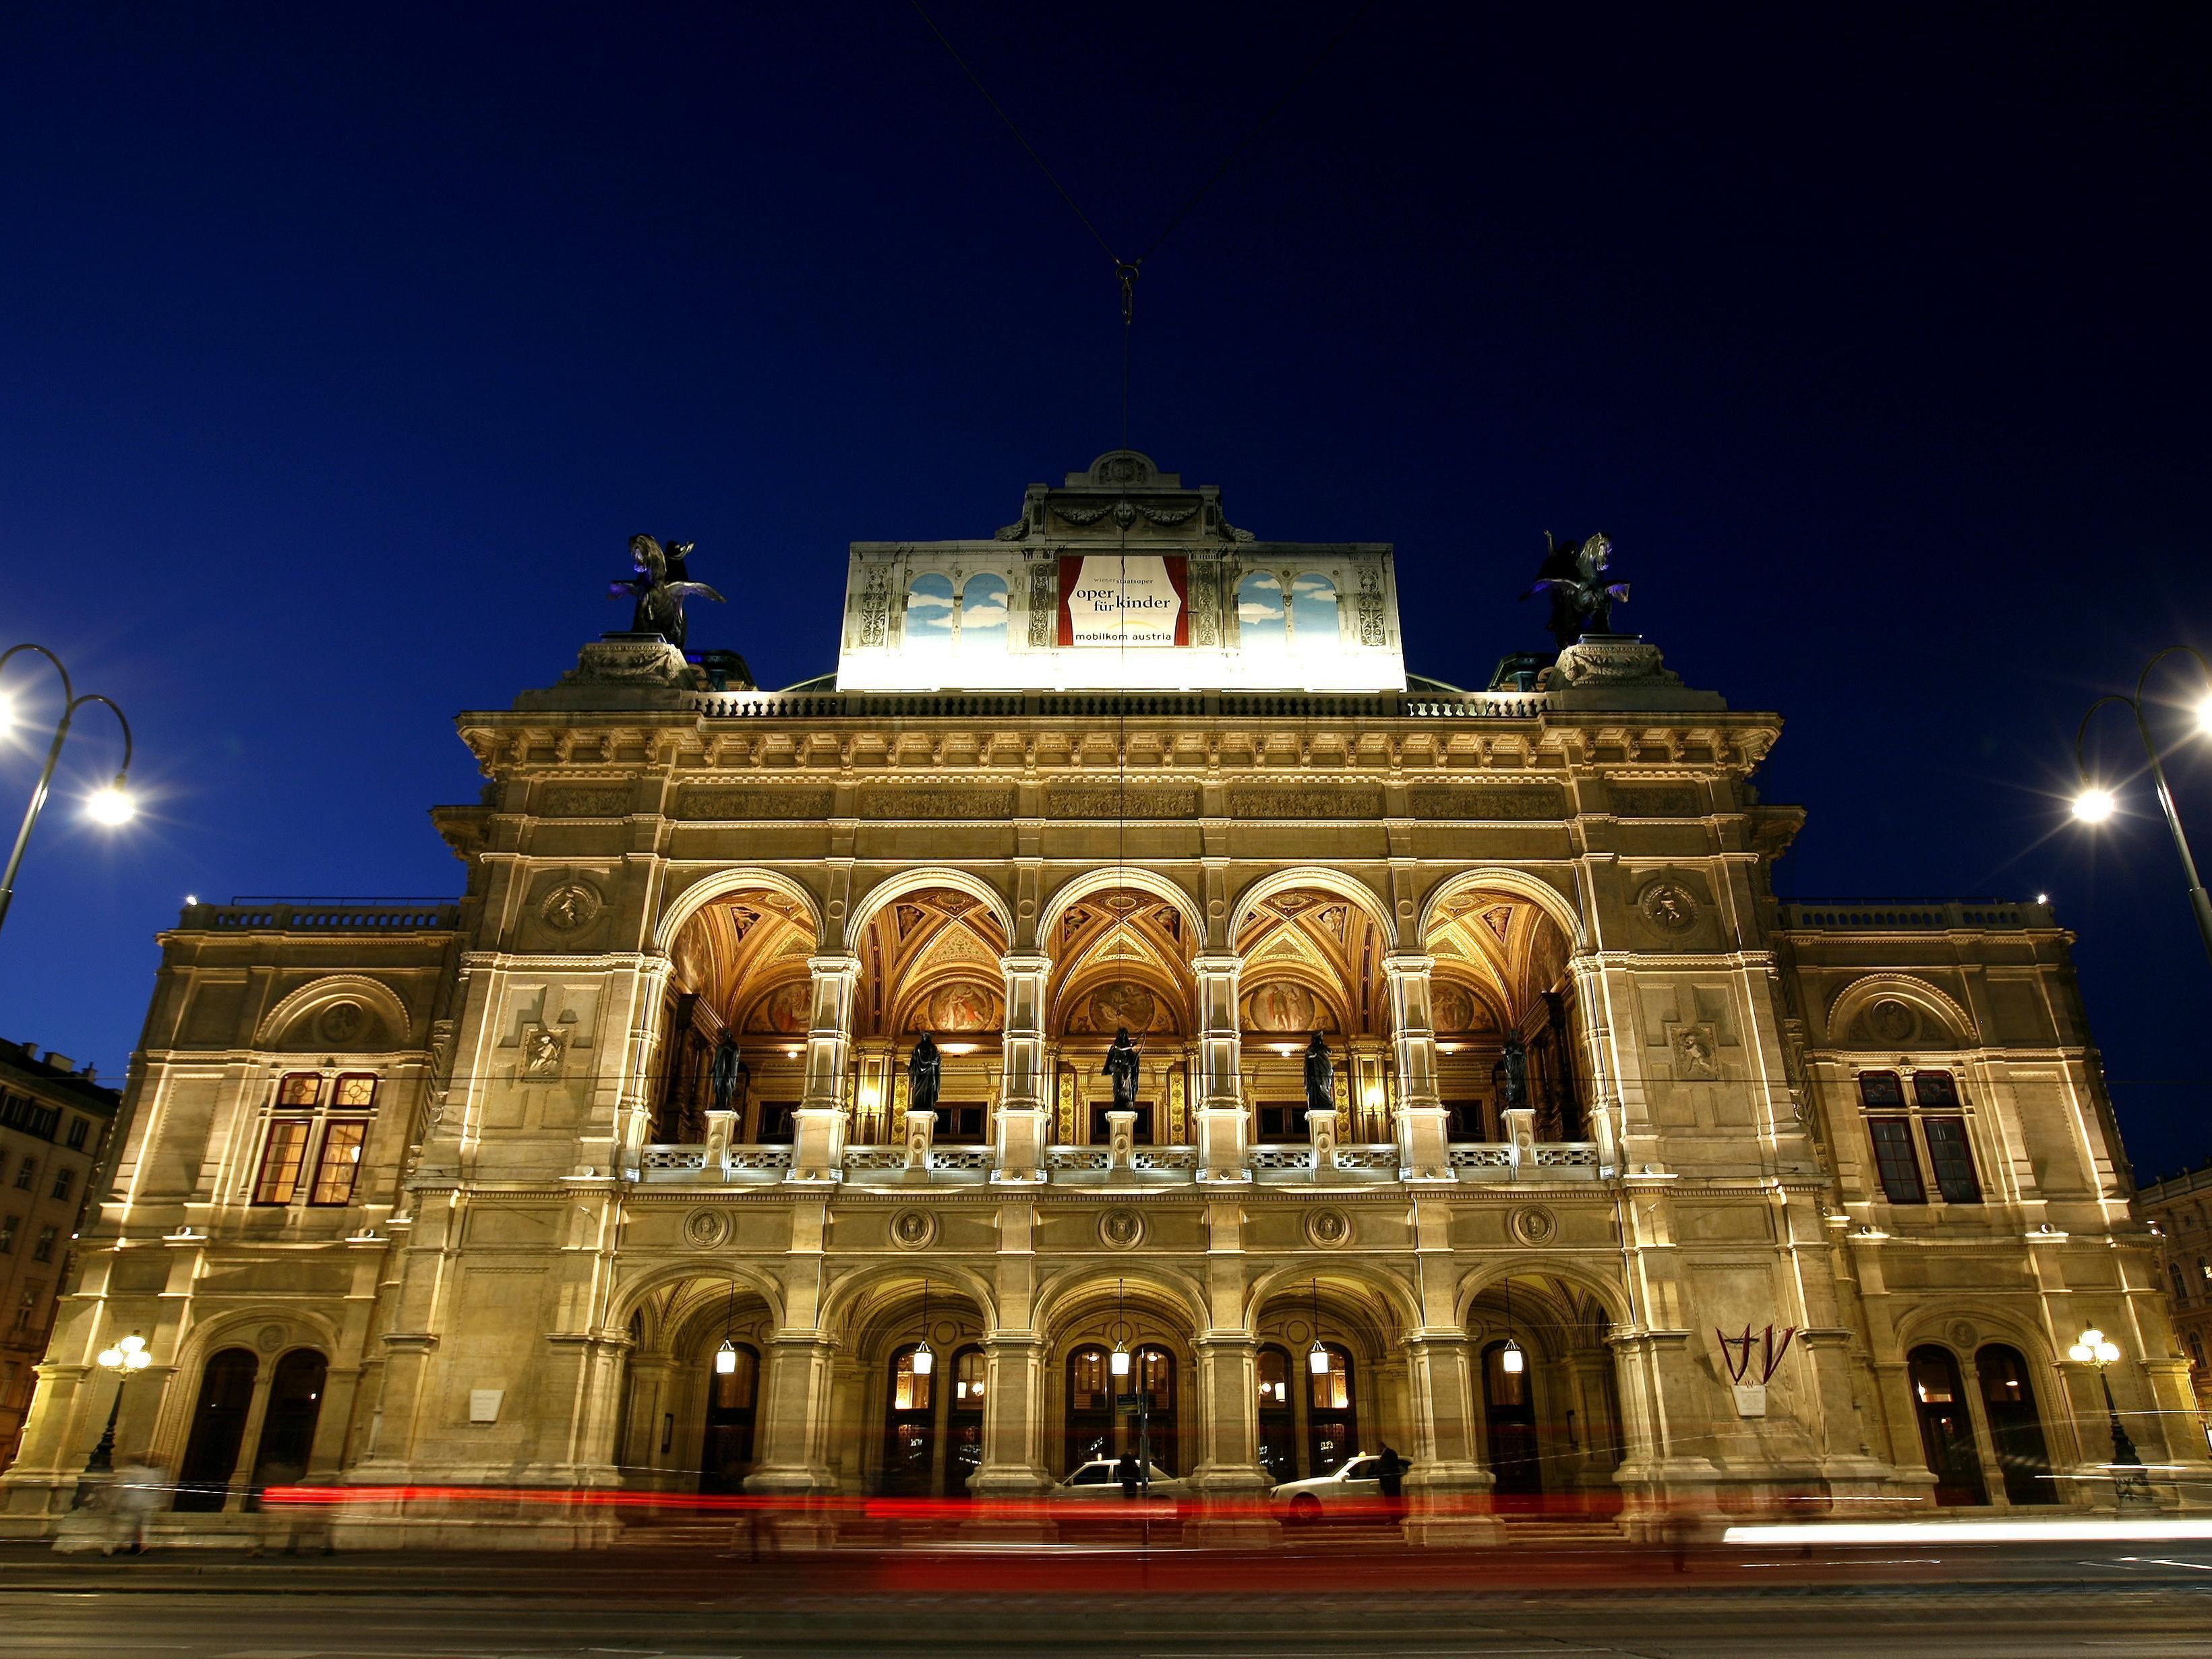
[1423,891,1571,1033]
[1232,889,1389,1036]
[1050,892,1194,1037]
[853,886,1010,1038]
[666,890,818,1036]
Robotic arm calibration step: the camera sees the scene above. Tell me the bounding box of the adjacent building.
[3,452,2206,1545]
[0,1040,119,1470]
[2136,1162,2212,1447]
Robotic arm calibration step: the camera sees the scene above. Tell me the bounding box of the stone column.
[1305,1108,1340,1175]
[1383,955,1454,1183]
[1609,1327,1726,1540]
[1188,1333,1278,1542]
[745,1333,841,1503]
[994,953,1051,1184]
[1401,1332,1500,1544]
[615,957,676,1181]
[787,955,858,1184]
[969,1335,1051,1497]
[1567,953,1622,1175]
[1193,954,1250,1183]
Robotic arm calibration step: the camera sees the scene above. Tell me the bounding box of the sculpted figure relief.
[1522,531,1630,651]
[1101,1027,1141,1110]
[609,533,725,650]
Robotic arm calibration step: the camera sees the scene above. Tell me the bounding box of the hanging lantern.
[1307,1339,1330,1376]
[1110,1342,1132,1379]
[912,1339,934,1377]
[715,1337,738,1377]
[1501,1337,1526,1376]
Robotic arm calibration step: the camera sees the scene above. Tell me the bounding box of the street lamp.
[0,643,136,938]
[2070,647,2212,967]
[84,1332,152,1476]
[2068,1326,2151,1507]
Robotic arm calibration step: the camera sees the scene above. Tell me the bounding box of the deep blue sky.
[3,3,2209,1174]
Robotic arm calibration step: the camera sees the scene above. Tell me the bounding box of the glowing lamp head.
[714,1337,738,1376]
[1110,1344,1132,1379]
[86,781,135,826]
[2070,787,2116,824]
[1307,1341,1331,1377]
[0,689,12,733]
[2197,692,2212,737]
[911,1340,933,1377]
[2097,1340,2121,1364]
[1501,1338,1526,1376]
[97,1346,123,1369]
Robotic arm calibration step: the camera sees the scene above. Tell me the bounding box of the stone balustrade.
[636,1139,1605,1186]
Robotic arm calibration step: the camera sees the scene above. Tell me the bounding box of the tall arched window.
[905,573,955,645]
[881,1344,936,1496]
[703,1341,760,1494]
[245,1348,328,1503]
[1288,573,1340,644]
[947,1345,986,1496]
[1907,1344,1988,1506]
[1065,1345,1113,1472]
[960,574,1009,652]
[1256,1345,1296,1483]
[1975,1344,2055,1505]
[2174,1261,2193,1306]
[1235,572,1287,648]
[175,1348,259,1512]
[1307,1343,1357,1476]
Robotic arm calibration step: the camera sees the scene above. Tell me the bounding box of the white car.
[1046,1458,1191,1501]
[1271,1454,1392,1521]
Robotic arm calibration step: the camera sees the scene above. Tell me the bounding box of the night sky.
[3,5,2209,1175]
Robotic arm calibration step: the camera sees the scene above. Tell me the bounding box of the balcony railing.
[635,1140,1603,1186]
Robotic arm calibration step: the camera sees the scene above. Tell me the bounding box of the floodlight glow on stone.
[2197,692,2212,736]
[2070,788,2116,824]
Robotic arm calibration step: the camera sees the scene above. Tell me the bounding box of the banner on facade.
[1058,553,1188,648]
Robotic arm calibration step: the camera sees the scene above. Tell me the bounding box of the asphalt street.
[3,1542,2211,1658]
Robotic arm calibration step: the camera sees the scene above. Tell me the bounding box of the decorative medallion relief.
[539,877,603,934]
[1305,1207,1353,1248]
[683,1209,733,1250]
[1045,785,1199,820]
[1636,878,1701,934]
[1407,783,1569,821]
[1672,1025,1720,1079]
[676,788,836,821]
[1098,1207,1145,1250]
[255,1322,292,1356]
[520,1025,567,1081]
[1863,997,1920,1046]
[890,1209,938,1250]
[1509,1204,1558,1247]
[861,786,1018,820]
[1228,785,1386,820]
[317,1001,366,1046]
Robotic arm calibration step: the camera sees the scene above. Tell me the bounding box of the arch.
[1449,1259,1634,1335]
[1243,1257,1423,1341]
[1416,868,1588,955]
[655,867,827,955]
[174,1347,260,1511]
[960,574,1009,648]
[1825,974,1978,1050]
[844,868,1017,954]
[905,572,955,642]
[252,975,414,1051]
[1038,866,1205,951]
[1236,571,1288,646]
[609,1257,790,1335]
[246,1348,329,1495]
[815,1256,1000,1344]
[1288,572,1341,642]
[1032,1263,1211,1340]
[1227,868,1396,954]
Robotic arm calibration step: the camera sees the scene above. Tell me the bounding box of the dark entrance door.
[1306,1344,1358,1476]
[1256,1346,1297,1483]
[1907,1345,1989,1506]
[175,1348,259,1512]
[947,1346,985,1495]
[1065,1346,1114,1472]
[1483,1339,1543,1501]
[1975,1344,2055,1505]
[245,1349,326,1505]
[880,1344,936,1495]
[700,1344,760,1494]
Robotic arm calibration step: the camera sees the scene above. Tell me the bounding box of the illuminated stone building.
[4,452,2207,1543]
[2136,1164,2212,1447]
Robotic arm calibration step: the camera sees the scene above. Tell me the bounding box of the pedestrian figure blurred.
[1377,1443,1406,1501]
[1114,1451,1141,1499]
[104,1457,165,1555]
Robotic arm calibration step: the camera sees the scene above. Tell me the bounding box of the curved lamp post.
[0,643,136,939]
[2068,1325,2151,1508]
[2071,647,2212,967]
[84,1332,152,1477]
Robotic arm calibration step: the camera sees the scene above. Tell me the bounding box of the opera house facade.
[5,452,2204,1545]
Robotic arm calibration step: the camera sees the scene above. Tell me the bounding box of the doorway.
[1907,1345,1989,1506]
[700,1344,760,1494]
[1483,1339,1543,1500]
[174,1348,259,1512]
[1975,1344,2055,1505]
[244,1350,327,1503]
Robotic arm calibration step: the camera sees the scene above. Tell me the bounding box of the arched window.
[1288,573,1340,644]
[947,1345,986,1495]
[1235,572,1287,648]
[2189,1333,2206,1371]
[881,1344,936,1496]
[905,573,955,644]
[1065,1345,1113,1472]
[246,1349,328,1503]
[1307,1343,1357,1476]
[1975,1344,2054,1505]
[2174,1261,2192,1306]
[1135,1344,1178,1477]
[1907,1345,1987,1506]
[175,1347,259,1511]
[1256,1345,1296,1482]
[960,574,1009,651]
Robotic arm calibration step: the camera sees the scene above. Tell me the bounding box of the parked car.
[1046,1458,1191,1501]
[1270,1454,1391,1521]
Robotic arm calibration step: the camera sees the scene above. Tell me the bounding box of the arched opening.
[245,1348,327,1502]
[832,1270,990,1497]
[1307,1344,1358,1476]
[1065,1345,1114,1470]
[1482,1339,1541,1501]
[1975,1343,2056,1505]
[174,1348,258,1512]
[1049,889,1197,1146]
[905,572,955,646]
[660,887,819,1145]
[947,1345,987,1493]
[1251,1272,1400,1482]
[1256,1344,1296,1484]
[1288,572,1340,644]
[1423,886,1583,1143]
[1907,1344,1989,1507]
[881,1344,938,1496]
[1236,571,1287,648]
[1234,886,1389,1143]
[1048,1280,1196,1477]
[960,574,1009,652]
[700,1341,760,1494]
[852,886,1011,1147]
[1466,1273,1623,1512]
[1136,1344,1178,1479]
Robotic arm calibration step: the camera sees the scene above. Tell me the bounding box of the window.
[1867,1118,1925,1203]
[2201,1257,2211,1284]
[30,1226,57,1263]
[13,1157,36,1190]
[758,1103,798,1145]
[891,1345,932,1412]
[936,1104,988,1144]
[1310,1345,1351,1412]
[1068,1462,1114,1485]
[65,1117,89,1151]
[51,1169,73,1202]
[309,1120,367,1205]
[11,1286,40,1332]
[276,1073,322,1108]
[253,1120,313,1205]
[1444,1101,1487,1141]
[0,1215,16,1253]
[332,1074,378,1109]
[953,1346,987,1406]
[2190,1334,2206,1371]
[1256,1347,1290,1407]
[1068,1347,1108,1413]
[1137,1345,1174,1410]
[1912,1070,1961,1108]
[1257,1104,1303,1143]
[1857,1071,1905,1108]
[2174,1262,2193,1307]
[1920,1118,1981,1203]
